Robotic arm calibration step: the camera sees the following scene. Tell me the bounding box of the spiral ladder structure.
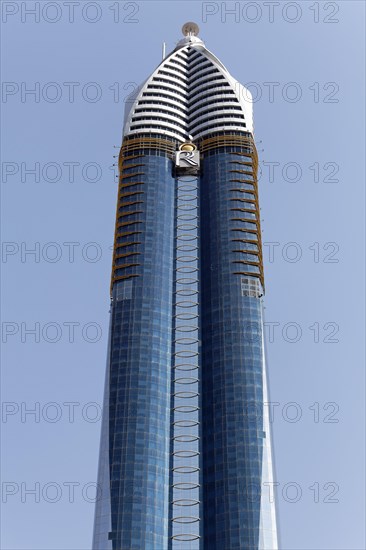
[169,172,201,547]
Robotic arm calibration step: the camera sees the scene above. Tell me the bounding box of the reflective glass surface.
[93,154,175,550]
[200,151,277,549]
[93,148,278,550]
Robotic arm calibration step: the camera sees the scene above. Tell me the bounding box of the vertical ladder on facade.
[170,175,200,548]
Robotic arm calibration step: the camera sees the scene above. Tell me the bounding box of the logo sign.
[175,143,200,172]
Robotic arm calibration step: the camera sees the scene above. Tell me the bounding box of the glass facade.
[93,24,278,550]
[201,150,267,548]
[93,153,176,549]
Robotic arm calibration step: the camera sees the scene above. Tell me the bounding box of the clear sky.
[1,1,365,549]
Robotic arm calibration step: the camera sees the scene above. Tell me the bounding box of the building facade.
[93,23,278,550]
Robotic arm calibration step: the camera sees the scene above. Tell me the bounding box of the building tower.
[93,23,278,550]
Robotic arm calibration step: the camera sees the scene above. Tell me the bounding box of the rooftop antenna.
[162,42,166,60]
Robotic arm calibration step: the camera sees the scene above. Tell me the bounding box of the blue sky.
[1,1,365,549]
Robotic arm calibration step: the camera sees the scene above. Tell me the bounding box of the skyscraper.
[93,22,278,550]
